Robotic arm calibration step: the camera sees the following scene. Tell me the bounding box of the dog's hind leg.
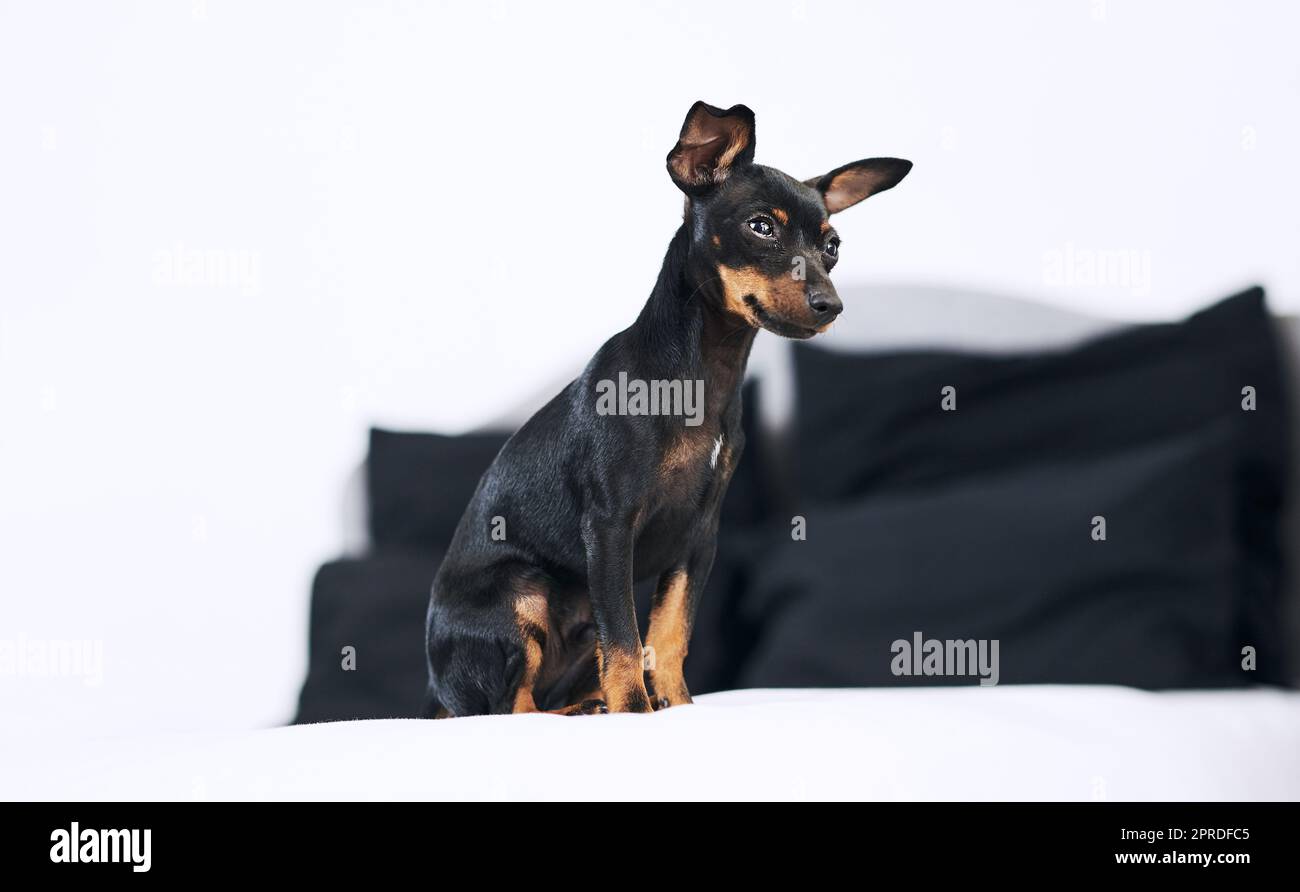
[426,569,545,717]
[427,570,609,718]
[512,589,608,716]
[509,589,549,713]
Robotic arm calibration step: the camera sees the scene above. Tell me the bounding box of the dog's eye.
[825,237,840,258]
[747,217,775,238]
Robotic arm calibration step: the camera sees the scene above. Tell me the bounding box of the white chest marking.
[710,434,724,469]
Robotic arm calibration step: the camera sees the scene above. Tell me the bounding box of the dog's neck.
[631,224,756,422]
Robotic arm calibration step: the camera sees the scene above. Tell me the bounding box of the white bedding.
[6,687,1299,801]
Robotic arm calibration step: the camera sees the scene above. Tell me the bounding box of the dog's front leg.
[581,514,653,713]
[645,539,715,709]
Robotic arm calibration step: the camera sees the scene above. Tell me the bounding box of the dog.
[424,101,911,716]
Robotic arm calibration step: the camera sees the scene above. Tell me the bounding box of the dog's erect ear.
[805,158,913,214]
[667,101,756,195]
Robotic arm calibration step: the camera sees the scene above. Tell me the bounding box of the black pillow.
[794,288,1286,503]
[740,422,1243,689]
[784,287,1291,684]
[295,552,440,722]
[367,428,508,552]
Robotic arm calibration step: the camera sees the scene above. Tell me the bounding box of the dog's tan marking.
[706,119,750,178]
[658,431,709,479]
[508,590,610,716]
[597,643,650,712]
[771,207,789,225]
[711,234,721,248]
[514,589,548,631]
[716,264,812,326]
[512,637,544,713]
[511,589,549,713]
[646,569,692,707]
[820,220,832,234]
[715,265,767,323]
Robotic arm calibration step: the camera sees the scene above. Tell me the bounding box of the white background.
[2,0,1297,736]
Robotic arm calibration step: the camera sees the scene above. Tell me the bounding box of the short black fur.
[425,101,911,716]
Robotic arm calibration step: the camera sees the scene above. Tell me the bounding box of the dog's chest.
[632,427,737,571]
[657,427,733,496]
[658,428,726,478]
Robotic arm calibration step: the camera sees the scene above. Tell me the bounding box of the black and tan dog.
[425,102,910,716]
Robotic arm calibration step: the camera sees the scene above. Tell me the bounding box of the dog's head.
[668,101,911,339]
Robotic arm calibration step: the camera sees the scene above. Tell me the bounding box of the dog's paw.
[551,699,608,716]
[653,694,693,710]
[647,686,691,712]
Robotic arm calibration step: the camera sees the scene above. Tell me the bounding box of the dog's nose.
[807,291,842,320]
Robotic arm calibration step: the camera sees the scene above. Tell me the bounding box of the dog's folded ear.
[805,158,913,214]
[667,101,756,195]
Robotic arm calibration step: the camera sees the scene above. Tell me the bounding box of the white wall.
[2,0,1297,735]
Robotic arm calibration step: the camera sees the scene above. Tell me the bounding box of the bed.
[9,284,1297,803]
[7,687,1299,800]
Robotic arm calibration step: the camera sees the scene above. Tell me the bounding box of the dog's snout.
[807,290,842,320]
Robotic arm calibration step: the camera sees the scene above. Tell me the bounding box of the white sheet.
[6,687,1299,801]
